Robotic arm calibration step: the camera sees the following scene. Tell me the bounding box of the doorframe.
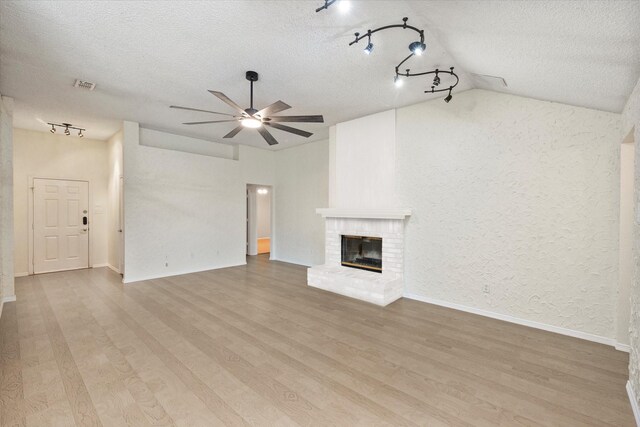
[27,176,93,275]
[245,183,275,260]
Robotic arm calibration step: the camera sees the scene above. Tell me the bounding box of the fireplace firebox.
[341,235,382,273]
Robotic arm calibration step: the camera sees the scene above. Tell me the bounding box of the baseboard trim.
[268,256,313,268]
[616,343,631,353]
[14,272,29,277]
[0,296,16,320]
[123,261,246,284]
[106,264,121,274]
[627,381,640,426]
[92,263,109,268]
[403,292,617,348]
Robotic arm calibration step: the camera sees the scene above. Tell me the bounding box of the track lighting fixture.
[409,41,426,56]
[364,41,373,55]
[47,122,86,138]
[348,17,460,102]
[315,0,350,13]
[444,89,453,103]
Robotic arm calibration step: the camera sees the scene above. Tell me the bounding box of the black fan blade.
[256,100,291,117]
[267,115,324,123]
[208,91,246,114]
[223,125,244,139]
[256,126,279,146]
[183,120,238,125]
[265,122,313,138]
[170,105,236,117]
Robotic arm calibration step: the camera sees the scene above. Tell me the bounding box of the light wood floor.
[1,255,634,426]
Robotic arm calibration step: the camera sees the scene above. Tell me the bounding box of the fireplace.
[341,235,382,273]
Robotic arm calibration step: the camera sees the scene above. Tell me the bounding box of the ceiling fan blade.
[170,105,236,117]
[267,115,324,123]
[208,90,246,114]
[256,100,291,117]
[256,126,279,146]
[182,120,238,125]
[265,122,313,138]
[223,125,244,139]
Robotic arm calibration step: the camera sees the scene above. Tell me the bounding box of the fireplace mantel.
[316,208,412,220]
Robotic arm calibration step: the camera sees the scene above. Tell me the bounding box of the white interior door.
[33,178,89,274]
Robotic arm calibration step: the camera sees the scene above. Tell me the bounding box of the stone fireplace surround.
[307,208,411,306]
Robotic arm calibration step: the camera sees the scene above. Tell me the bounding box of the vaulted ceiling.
[1,1,639,149]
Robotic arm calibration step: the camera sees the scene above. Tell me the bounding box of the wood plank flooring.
[0,255,634,426]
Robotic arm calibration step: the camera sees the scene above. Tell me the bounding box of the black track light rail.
[348,17,424,47]
[315,0,339,13]
[48,122,85,137]
[347,17,460,102]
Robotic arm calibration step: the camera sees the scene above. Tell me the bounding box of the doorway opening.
[246,184,272,257]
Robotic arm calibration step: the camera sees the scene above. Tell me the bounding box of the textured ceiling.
[1,1,639,149]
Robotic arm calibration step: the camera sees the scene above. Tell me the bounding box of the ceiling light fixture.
[348,17,460,102]
[257,188,269,195]
[409,41,426,56]
[47,122,86,138]
[241,117,262,128]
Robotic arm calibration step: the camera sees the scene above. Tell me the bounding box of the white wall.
[621,76,640,418]
[12,128,109,275]
[396,89,621,340]
[107,130,123,272]
[0,95,14,311]
[333,110,397,209]
[274,139,329,266]
[618,138,634,346]
[122,123,275,283]
[257,188,271,238]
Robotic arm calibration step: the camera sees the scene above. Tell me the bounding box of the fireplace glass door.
[341,235,382,273]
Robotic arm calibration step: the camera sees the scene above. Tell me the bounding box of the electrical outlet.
[483,285,490,294]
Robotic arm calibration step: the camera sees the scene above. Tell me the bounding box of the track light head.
[444,89,453,103]
[394,75,403,88]
[364,42,373,55]
[50,125,55,133]
[409,41,426,56]
[78,130,84,138]
[64,126,70,136]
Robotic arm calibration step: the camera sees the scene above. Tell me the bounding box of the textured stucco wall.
[274,139,329,266]
[107,130,123,271]
[622,77,640,414]
[396,89,621,339]
[122,122,275,283]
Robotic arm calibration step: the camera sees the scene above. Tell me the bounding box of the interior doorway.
[246,184,272,256]
[32,178,89,274]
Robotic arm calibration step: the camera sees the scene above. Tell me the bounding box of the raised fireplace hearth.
[307,208,411,306]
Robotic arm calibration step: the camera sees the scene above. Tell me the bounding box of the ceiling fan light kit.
[171,70,324,146]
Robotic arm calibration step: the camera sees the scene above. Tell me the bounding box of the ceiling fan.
[170,71,324,146]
